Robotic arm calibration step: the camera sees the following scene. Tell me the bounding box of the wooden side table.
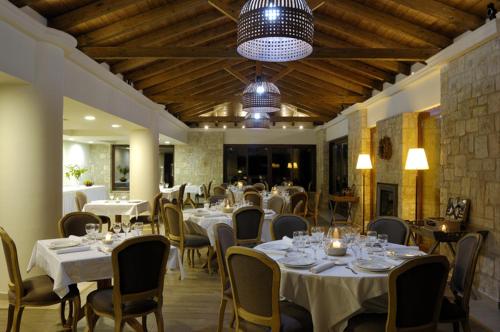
[329,195,359,226]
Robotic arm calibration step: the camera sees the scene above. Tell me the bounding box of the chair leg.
[207,247,213,275]
[231,311,236,328]
[60,299,68,326]
[217,298,227,332]
[70,296,81,332]
[5,304,14,332]
[12,306,24,332]
[142,315,148,332]
[114,320,124,332]
[461,319,471,332]
[179,248,185,280]
[85,304,99,332]
[154,310,165,332]
[452,322,460,332]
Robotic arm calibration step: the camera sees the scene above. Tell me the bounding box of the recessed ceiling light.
[111,124,121,128]
[299,125,304,130]
[164,141,171,144]
[282,125,287,129]
[84,115,96,121]
[88,141,94,144]
[242,125,246,129]
[204,125,209,130]
[223,125,227,129]
[68,137,75,141]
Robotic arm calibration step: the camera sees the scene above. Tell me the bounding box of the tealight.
[326,239,347,256]
[102,232,114,245]
[441,224,448,232]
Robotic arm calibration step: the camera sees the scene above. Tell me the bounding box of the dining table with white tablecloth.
[254,240,424,332]
[182,208,277,245]
[82,199,150,220]
[160,185,180,201]
[27,235,184,298]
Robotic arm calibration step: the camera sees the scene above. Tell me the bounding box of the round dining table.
[254,240,419,332]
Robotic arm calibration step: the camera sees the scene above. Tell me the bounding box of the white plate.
[387,248,425,259]
[48,239,81,249]
[264,209,275,215]
[128,200,142,203]
[259,242,290,251]
[354,258,394,272]
[279,256,317,269]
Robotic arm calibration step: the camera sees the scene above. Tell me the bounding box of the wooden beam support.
[49,0,139,31]
[82,46,439,61]
[183,116,327,122]
[224,68,251,85]
[270,67,295,83]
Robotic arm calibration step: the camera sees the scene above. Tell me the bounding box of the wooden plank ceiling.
[10,0,490,126]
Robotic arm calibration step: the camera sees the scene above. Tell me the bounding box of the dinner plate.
[387,248,425,260]
[48,239,80,250]
[259,242,290,251]
[278,256,316,269]
[128,200,142,203]
[354,258,395,272]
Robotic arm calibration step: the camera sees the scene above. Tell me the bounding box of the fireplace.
[376,183,398,216]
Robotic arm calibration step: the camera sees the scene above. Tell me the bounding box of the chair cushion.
[184,234,210,247]
[440,296,466,321]
[8,275,60,304]
[87,288,157,316]
[345,313,387,332]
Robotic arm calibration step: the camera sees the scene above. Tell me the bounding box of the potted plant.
[117,165,129,182]
[83,179,94,187]
[65,165,88,184]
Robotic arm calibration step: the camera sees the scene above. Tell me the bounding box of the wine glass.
[378,234,389,250]
[135,222,144,236]
[310,226,325,259]
[292,231,306,253]
[366,230,377,247]
[122,221,131,238]
[85,223,96,243]
[112,223,122,238]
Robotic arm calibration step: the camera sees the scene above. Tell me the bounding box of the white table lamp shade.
[405,148,429,170]
[356,154,372,170]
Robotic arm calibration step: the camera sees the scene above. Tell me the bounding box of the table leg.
[428,241,440,254]
[446,242,456,257]
[125,318,143,331]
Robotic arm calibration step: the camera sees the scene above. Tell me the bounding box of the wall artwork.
[378,136,392,160]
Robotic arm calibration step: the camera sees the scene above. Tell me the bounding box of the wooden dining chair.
[253,183,266,192]
[129,192,163,234]
[226,246,313,331]
[346,255,450,332]
[306,191,321,226]
[270,214,309,240]
[243,191,262,208]
[0,226,80,332]
[174,183,186,209]
[367,216,410,245]
[439,233,483,332]
[75,191,111,229]
[268,195,285,214]
[232,206,264,247]
[292,200,305,216]
[207,180,213,197]
[163,203,212,270]
[213,185,227,196]
[85,235,170,332]
[214,223,236,332]
[243,187,258,194]
[58,212,103,238]
[290,192,308,217]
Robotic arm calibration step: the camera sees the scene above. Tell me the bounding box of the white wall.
[62,141,90,185]
[325,117,348,141]
[223,128,316,145]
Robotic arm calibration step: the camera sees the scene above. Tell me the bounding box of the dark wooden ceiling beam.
[391,0,483,31]
[328,0,451,48]
[77,0,203,46]
[184,116,327,122]
[224,68,251,85]
[82,46,439,61]
[270,67,295,83]
[49,0,139,31]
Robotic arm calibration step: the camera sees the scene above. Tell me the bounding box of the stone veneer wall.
[347,109,371,228]
[88,144,111,193]
[315,128,329,207]
[174,132,224,186]
[375,113,418,220]
[440,36,500,302]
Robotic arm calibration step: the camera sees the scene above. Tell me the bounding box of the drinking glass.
[292,231,305,253]
[112,223,122,238]
[109,194,114,201]
[122,221,131,238]
[85,223,96,243]
[135,222,144,236]
[378,234,389,249]
[366,231,377,245]
[310,226,325,259]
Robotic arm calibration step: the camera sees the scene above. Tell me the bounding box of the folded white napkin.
[55,245,91,255]
[68,235,83,243]
[310,261,336,274]
[282,236,293,245]
[259,249,287,256]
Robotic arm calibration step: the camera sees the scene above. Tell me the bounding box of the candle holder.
[102,232,114,245]
[325,239,347,256]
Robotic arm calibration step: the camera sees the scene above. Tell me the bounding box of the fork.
[345,266,358,275]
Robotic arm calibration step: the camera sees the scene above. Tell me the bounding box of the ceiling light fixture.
[244,112,270,129]
[204,125,209,130]
[299,125,304,130]
[242,77,281,114]
[111,124,121,128]
[84,115,96,121]
[237,0,314,62]
[164,141,171,144]
[223,125,227,129]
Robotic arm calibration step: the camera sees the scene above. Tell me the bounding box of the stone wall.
[440,36,500,302]
[89,144,111,193]
[347,109,371,229]
[174,132,224,186]
[315,128,329,207]
[375,113,418,220]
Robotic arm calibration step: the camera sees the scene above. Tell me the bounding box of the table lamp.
[356,154,372,233]
[405,148,429,222]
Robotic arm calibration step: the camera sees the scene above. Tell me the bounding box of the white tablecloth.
[184,185,203,196]
[183,208,276,246]
[160,185,180,201]
[63,185,107,214]
[254,241,418,332]
[27,236,184,298]
[82,200,149,218]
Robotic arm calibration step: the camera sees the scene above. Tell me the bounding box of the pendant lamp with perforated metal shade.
[244,112,271,129]
[237,0,314,62]
[242,77,281,114]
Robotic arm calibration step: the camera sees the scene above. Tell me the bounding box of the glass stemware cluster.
[85,223,98,243]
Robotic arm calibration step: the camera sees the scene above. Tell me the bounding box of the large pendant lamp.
[242,77,281,114]
[237,0,314,62]
[244,112,271,129]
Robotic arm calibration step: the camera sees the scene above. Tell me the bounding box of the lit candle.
[333,227,340,239]
[441,224,448,232]
[332,240,342,248]
[103,232,113,245]
[237,182,243,189]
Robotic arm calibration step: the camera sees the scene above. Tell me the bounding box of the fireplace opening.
[377,183,398,217]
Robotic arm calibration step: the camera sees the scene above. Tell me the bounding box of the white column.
[129,127,159,207]
[0,41,64,293]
